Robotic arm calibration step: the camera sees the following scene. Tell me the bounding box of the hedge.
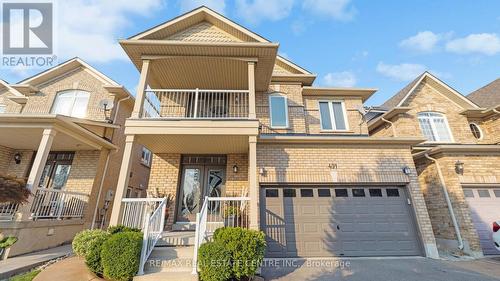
[107,225,141,235]
[101,231,143,281]
[198,241,233,281]
[72,229,108,257]
[84,231,111,275]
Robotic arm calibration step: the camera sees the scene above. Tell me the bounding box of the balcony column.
[17,128,57,220]
[248,61,256,119]
[248,135,259,229]
[131,59,151,118]
[109,135,136,226]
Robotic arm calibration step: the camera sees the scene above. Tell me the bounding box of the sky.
[1,0,500,106]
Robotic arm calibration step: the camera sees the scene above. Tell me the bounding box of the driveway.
[261,257,500,281]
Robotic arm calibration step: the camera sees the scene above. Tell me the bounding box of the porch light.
[232,164,239,173]
[455,160,464,175]
[14,153,21,164]
[402,166,411,175]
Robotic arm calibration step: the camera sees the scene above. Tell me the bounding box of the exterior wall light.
[232,164,239,173]
[402,166,411,175]
[258,167,265,175]
[14,152,21,164]
[455,160,464,175]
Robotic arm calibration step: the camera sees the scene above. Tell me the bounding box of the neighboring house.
[109,7,440,270]
[0,58,150,256]
[369,72,500,257]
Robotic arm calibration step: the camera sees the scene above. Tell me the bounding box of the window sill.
[320,130,353,134]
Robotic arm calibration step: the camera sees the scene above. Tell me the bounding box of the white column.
[18,128,56,220]
[248,61,256,119]
[27,128,57,191]
[131,59,151,118]
[248,135,259,229]
[109,135,136,226]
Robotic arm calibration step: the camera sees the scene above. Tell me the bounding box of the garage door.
[463,187,500,255]
[260,187,422,257]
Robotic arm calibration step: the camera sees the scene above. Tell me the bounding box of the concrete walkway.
[34,257,105,281]
[261,257,500,281]
[0,244,72,280]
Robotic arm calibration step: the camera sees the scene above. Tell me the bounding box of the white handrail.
[192,196,250,274]
[31,188,89,219]
[138,197,167,275]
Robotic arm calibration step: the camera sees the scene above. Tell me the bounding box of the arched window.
[269,93,288,128]
[417,112,453,142]
[469,123,483,140]
[51,90,90,118]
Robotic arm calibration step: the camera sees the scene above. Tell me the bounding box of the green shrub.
[0,236,17,249]
[213,227,266,279]
[198,241,232,281]
[101,231,143,281]
[107,225,141,235]
[72,229,108,257]
[9,269,40,281]
[84,231,111,275]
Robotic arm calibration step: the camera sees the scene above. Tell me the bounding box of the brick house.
[108,8,441,275]
[369,72,500,257]
[0,58,150,256]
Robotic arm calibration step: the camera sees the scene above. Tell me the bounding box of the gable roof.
[129,6,269,42]
[467,78,500,107]
[18,57,121,88]
[126,6,312,77]
[382,72,478,110]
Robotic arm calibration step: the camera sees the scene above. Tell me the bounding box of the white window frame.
[141,147,152,167]
[417,112,455,143]
[0,104,6,113]
[468,122,483,140]
[318,100,350,132]
[51,90,90,118]
[268,93,289,129]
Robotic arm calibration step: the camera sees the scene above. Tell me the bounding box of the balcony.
[143,89,249,119]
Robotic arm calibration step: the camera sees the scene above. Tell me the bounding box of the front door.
[176,165,226,223]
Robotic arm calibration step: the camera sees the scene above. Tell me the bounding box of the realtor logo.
[1,1,56,68]
[2,2,53,54]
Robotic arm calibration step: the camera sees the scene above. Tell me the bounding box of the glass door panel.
[177,167,202,222]
[50,164,71,190]
[205,169,224,215]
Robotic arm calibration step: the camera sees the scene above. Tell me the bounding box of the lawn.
[9,270,41,281]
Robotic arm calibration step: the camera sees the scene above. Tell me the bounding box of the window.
[387,189,400,197]
[318,189,331,197]
[352,189,366,197]
[300,189,314,197]
[283,189,296,197]
[478,190,490,198]
[51,90,90,118]
[417,112,453,142]
[463,189,474,198]
[334,189,348,197]
[369,188,382,197]
[141,147,152,167]
[269,94,288,128]
[469,123,483,140]
[319,101,348,131]
[265,189,279,197]
[494,190,500,198]
[0,104,5,113]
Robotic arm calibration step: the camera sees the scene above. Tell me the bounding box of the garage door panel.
[261,187,422,257]
[464,187,500,255]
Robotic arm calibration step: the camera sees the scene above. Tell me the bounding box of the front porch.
[0,115,117,256]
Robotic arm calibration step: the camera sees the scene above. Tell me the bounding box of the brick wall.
[256,143,437,248]
[148,153,181,228]
[226,154,248,196]
[0,89,23,114]
[0,145,14,172]
[65,150,100,194]
[415,153,500,255]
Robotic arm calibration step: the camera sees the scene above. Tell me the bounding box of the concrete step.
[172,223,196,231]
[134,271,198,281]
[145,246,194,273]
[157,231,195,246]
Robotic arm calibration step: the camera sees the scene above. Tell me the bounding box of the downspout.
[381,117,397,137]
[91,95,131,229]
[424,153,464,250]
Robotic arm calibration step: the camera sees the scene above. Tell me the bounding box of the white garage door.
[463,187,500,255]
